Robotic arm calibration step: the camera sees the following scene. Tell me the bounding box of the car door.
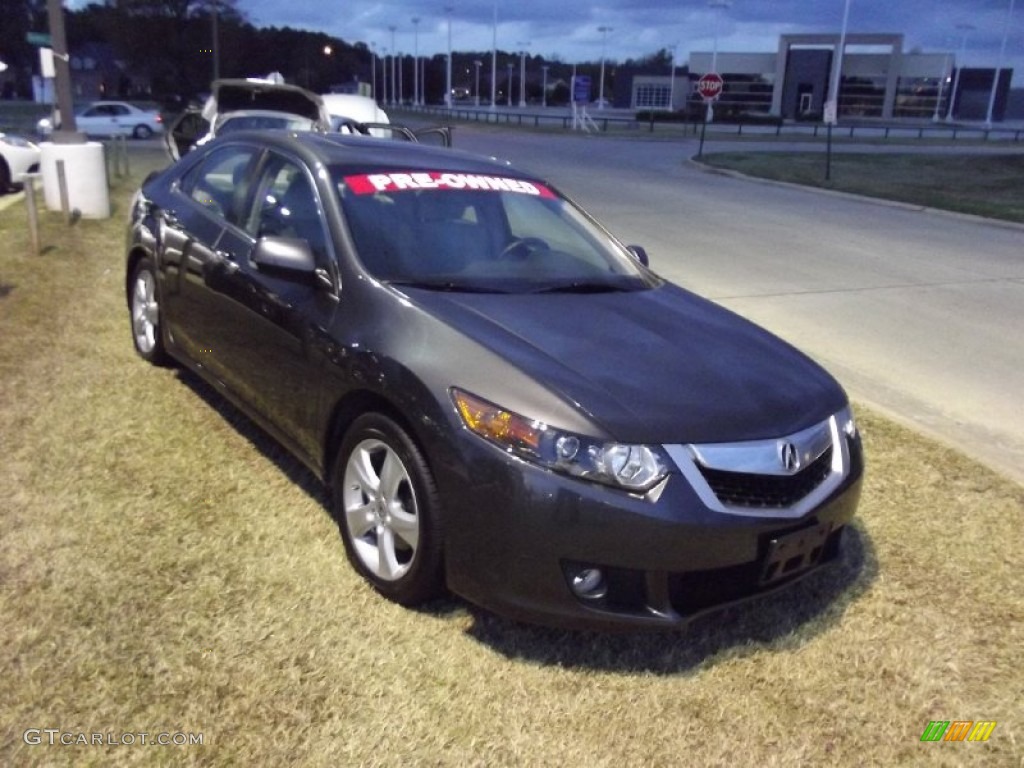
[107,103,132,136]
[158,143,259,386]
[80,103,123,136]
[201,149,340,462]
[76,105,108,136]
[165,109,210,161]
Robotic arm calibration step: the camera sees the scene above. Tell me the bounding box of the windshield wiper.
[529,281,633,294]
[387,279,510,294]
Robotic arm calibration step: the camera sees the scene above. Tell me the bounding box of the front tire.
[332,413,445,606]
[129,257,168,365]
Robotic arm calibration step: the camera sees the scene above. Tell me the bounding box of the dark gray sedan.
[125,130,863,629]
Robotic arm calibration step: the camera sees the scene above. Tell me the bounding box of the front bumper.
[440,428,863,631]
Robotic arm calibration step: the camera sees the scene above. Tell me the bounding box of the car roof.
[211,130,537,180]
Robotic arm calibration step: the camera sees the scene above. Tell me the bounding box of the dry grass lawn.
[1,161,1022,767]
[699,152,1024,224]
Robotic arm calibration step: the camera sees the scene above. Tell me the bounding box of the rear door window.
[178,145,258,225]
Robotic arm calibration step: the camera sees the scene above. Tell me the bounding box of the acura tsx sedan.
[125,130,863,630]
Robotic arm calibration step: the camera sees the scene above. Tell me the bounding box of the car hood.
[403,283,847,444]
[202,79,331,128]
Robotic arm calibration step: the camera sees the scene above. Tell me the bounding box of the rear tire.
[0,159,10,193]
[129,257,168,365]
[133,124,153,140]
[332,413,445,606]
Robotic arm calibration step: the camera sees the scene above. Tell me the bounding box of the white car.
[38,101,165,139]
[0,132,41,193]
[320,93,390,132]
[165,79,334,161]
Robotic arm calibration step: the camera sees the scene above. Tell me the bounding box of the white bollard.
[39,142,111,219]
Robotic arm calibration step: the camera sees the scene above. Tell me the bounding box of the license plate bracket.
[759,523,833,587]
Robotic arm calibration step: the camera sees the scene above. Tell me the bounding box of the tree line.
[0,0,678,105]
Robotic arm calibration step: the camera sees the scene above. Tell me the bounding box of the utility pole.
[46,0,80,141]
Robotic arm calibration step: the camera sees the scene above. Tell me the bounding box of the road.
[450,126,1024,484]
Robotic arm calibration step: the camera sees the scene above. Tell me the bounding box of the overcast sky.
[240,0,1021,83]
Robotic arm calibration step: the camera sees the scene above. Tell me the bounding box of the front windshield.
[335,170,655,293]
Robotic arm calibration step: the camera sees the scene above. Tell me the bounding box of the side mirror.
[627,245,649,267]
[252,236,316,275]
[414,126,454,147]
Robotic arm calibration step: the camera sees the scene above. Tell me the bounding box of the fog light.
[570,567,607,600]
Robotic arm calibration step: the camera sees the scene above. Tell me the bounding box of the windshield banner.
[345,172,556,198]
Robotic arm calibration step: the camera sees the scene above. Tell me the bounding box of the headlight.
[837,405,858,440]
[452,388,667,492]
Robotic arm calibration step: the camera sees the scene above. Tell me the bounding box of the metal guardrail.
[403,104,1024,143]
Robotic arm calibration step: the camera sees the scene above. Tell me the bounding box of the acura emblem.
[779,441,801,473]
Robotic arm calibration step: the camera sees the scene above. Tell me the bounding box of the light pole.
[824,0,851,182]
[211,0,220,82]
[517,42,530,107]
[322,45,333,91]
[388,25,397,106]
[474,60,482,106]
[398,51,403,104]
[826,0,851,124]
[597,25,612,108]
[381,48,388,105]
[947,23,974,122]
[490,1,498,109]
[542,64,549,107]
[506,62,513,106]
[370,43,378,103]
[984,0,1016,129]
[668,43,677,111]
[412,17,420,106]
[445,5,454,108]
[707,0,730,122]
[932,54,951,122]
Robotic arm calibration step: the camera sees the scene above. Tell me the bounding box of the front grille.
[697,445,834,509]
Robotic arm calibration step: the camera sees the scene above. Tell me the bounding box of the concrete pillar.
[40,142,111,219]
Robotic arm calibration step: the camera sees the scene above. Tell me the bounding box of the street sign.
[26,32,53,47]
[40,48,55,79]
[572,75,591,104]
[697,73,724,102]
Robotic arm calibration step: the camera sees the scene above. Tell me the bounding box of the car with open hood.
[165,79,446,161]
[125,130,863,630]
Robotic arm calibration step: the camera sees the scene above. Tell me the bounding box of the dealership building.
[630,33,1014,122]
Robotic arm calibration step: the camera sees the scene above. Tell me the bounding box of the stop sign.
[697,73,724,101]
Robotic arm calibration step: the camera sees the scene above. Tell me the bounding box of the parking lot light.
[947,24,974,122]
[597,26,612,109]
